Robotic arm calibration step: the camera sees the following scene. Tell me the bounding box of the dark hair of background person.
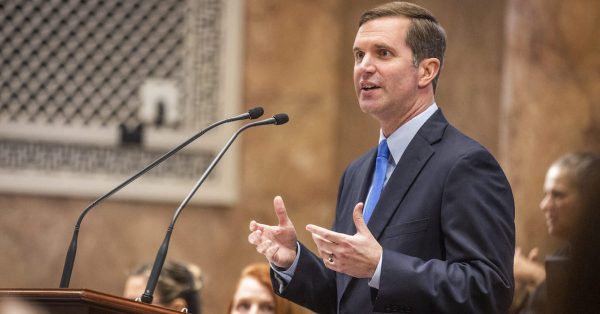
[551,152,600,198]
[130,260,203,314]
[359,1,446,91]
[555,152,600,313]
[227,263,294,314]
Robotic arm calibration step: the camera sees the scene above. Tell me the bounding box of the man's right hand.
[248,196,298,269]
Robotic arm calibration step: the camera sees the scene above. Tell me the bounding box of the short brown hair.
[359,2,446,91]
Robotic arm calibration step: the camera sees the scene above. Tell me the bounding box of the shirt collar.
[378,103,439,164]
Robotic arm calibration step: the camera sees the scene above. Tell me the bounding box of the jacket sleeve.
[270,169,351,314]
[273,242,338,313]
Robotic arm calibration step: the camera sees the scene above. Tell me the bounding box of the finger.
[256,239,273,255]
[274,196,292,227]
[264,244,280,261]
[249,220,265,232]
[248,230,263,245]
[305,224,344,244]
[317,249,333,259]
[322,252,333,263]
[352,202,369,234]
[310,232,336,254]
[323,254,337,271]
[529,247,539,261]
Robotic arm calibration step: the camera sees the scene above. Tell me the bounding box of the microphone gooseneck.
[59,107,264,288]
[140,113,289,304]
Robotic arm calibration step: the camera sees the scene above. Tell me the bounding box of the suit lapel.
[336,149,376,236]
[367,110,447,239]
[357,153,375,207]
[336,150,375,305]
[337,110,448,303]
[367,135,434,240]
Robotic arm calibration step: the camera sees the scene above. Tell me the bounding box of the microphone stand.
[140,114,289,304]
[59,107,264,288]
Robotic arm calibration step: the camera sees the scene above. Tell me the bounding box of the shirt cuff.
[368,252,383,289]
[270,242,301,291]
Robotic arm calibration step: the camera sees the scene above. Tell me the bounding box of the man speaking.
[248,2,515,313]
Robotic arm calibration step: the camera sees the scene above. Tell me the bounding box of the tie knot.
[377,139,390,159]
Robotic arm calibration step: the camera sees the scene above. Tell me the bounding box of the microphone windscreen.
[273,114,289,125]
[248,107,264,119]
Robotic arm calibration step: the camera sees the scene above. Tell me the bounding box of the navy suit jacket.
[273,110,515,313]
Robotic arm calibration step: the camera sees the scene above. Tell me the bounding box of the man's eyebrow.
[373,43,394,51]
[352,43,395,52]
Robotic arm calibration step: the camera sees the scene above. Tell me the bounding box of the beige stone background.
[0,0,598,313]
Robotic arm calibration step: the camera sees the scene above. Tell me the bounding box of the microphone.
[59,107,264,288]
[140,113,289,304]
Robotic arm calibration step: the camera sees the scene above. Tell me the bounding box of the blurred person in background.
[123,260,203,314]
[0,298,47,314]
[556,152,600,313]
[228,263,297,314]
[512,152,600,314]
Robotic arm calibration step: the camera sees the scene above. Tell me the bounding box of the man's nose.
[357,55,376,73]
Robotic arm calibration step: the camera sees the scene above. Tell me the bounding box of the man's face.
[353,16,420,124]
[539,165,583,240]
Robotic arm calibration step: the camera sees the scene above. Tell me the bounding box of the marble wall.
[0,0,598,313]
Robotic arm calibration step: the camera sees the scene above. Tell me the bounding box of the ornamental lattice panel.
[0,0,243,204]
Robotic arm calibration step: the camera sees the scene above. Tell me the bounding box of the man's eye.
[354,51,365,61]
[379,49,392,57]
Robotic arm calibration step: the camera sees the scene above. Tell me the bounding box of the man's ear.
[168,297,188,312]
[417,58,441,88]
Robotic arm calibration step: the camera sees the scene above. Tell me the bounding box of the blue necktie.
[363,139,390,224]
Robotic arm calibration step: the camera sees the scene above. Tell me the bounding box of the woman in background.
[228,263,296,314]
[124,260,203,314]
[512,152,599,314]
[556,153,600,313]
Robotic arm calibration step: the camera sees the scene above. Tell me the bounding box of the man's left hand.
[306,202,382,278]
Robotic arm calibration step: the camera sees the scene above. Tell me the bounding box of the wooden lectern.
[0,289,181,314]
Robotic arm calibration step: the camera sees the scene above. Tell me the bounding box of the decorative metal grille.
[0,0,242,204]
[0,139,211,179]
